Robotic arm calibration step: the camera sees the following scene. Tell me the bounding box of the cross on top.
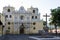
[43,13,50,27]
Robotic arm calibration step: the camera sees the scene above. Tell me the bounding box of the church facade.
[0,6,44,34]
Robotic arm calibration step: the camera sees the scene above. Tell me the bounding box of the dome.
[19,6,26,13]
[20,6,24,10]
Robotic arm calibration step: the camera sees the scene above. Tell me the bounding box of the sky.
[0,0,60,22]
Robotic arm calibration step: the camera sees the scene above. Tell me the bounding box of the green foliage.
[43,21,46,26]
[50,7,60,26]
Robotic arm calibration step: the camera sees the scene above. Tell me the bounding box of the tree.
[50,7,60,26]
[50,7,60,35]
[43,21,46,26]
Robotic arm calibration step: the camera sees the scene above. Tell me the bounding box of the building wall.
[0,13,5,25]
[2,6,44,34]
[0,13,6,35]
[0,25,2,34]
[29,21,43,34]
[5,21,14,34]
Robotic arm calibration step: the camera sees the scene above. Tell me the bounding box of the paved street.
[0,34,35,40]
[0,34,60,40]
[29,36,60,40]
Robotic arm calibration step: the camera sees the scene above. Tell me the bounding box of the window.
[20,16,24,20]
[33,27,36,30]
[33,22,36,25]
[5,15,8,18]
[8,9,10,12]
[8,27,10,29]
[33,10,35,13]
[35,16,37,19]
[10,15,12,18]
[32,16,34,19]
[8,22,10,25]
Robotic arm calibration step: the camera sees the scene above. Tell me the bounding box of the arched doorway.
[20,23,24,34]
[20,28,24,34]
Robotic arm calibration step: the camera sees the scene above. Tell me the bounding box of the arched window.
[33,27,36,30]
[32,16,34,19]
[8,9,10,12]
[10,15,12,18]
[33,10,35,13]
[35,16,37,19]
[8,27,10,29]
[20,16,24,20]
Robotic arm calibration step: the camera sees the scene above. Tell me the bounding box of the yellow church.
[0,5,44,35]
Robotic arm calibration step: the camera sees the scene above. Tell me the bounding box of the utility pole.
[43,13,50,32]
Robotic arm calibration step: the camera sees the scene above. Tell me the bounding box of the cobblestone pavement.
[0,34,60,40]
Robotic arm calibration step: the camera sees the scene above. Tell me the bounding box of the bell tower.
[27,6,38,14]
